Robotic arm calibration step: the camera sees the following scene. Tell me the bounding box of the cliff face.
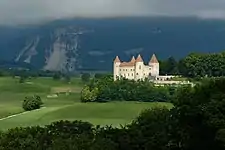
[14,27,92,72]
[1,17,225,71]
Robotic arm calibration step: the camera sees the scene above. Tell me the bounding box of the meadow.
[0,77,173,130]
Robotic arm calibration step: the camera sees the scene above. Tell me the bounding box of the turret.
[113,56,121,80]
[130,56,136,63]
[149,54,159,76]
[135,54,144,80]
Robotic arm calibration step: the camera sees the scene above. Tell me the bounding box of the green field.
[0,77,173,130]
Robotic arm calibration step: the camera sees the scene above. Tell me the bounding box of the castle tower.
[149,54,159,76]
[113,56,121,80]
[135,54,144,80]
[130,56,136,63]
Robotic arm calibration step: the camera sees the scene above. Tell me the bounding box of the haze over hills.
[0,17,225,71]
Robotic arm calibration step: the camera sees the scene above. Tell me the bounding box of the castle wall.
[135,62,144,80]
[143,65,151,79]
[113,62,120,80]
[119,66,135,80]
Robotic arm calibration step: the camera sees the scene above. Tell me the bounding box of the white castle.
[113,54,160,81]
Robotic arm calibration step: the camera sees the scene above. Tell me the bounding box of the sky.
[1,0,225,25]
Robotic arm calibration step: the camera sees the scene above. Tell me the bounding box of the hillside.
[1,17,225,71]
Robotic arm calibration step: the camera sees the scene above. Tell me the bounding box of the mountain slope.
[1,17,225,71]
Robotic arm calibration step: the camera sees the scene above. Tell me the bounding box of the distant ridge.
[0,17,225,71]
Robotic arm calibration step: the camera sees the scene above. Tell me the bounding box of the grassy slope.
[0,101,172,130]
[0,77,173,130]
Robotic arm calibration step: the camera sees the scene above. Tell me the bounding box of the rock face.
[14,27,91,72]
[15,36,40,63]
[43,37,68,71]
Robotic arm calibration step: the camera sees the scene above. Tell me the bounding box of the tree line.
[1,77,225,149]
[81,76,179,103]
[160,51,225,78]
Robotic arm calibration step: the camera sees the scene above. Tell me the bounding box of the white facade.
[113,54,159,81]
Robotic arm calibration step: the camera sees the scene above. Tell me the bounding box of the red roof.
[119,62,135,67]
[130,56,136,63]
[149,54,159,63]
[114,56,121,63]
[136,54,143,62]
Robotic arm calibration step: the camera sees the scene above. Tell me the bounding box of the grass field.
[0,77,173,130]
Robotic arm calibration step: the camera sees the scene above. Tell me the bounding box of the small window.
[132,73,133,76]
[131,69,132,71]
[120,69,121,71]
[123,69,125,71]
[128,73,129,76]
[137,73,139,75]
[139,65,141,69]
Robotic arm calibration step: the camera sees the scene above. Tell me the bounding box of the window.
[139,65,141,69]
[126,69,127,71]
[137,73,139,75]
[132,73,133,76]
[128,73,129,76]
[120,69,121,71]
[131,69,132,71]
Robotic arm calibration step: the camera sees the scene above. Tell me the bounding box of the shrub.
[81,73,91,83]
[64,75,71,83]
[53,72,61,80]
[22,95,43,111]
[19,75,28,83]
[81,85,99,102]
[94,73,105,79]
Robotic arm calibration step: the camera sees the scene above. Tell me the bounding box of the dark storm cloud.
[0,0,225,25]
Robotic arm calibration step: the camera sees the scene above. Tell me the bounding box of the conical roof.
[114,56,121,63]
[149,54,159,63]
[136,54,143,62]
[130,56,136,63]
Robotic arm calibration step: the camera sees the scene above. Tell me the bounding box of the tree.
[81,73,91,83]
[215,129,225,148]
[19,74,28,83]
[160,57,179,75]
[126,108,171,150]
[171,77,225,149]
[53,72,61,80]
[64,75,71,83]
[94,73,105,79]
[167,57,179,75]
[80,85,99,102]
[22,95,43,111]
